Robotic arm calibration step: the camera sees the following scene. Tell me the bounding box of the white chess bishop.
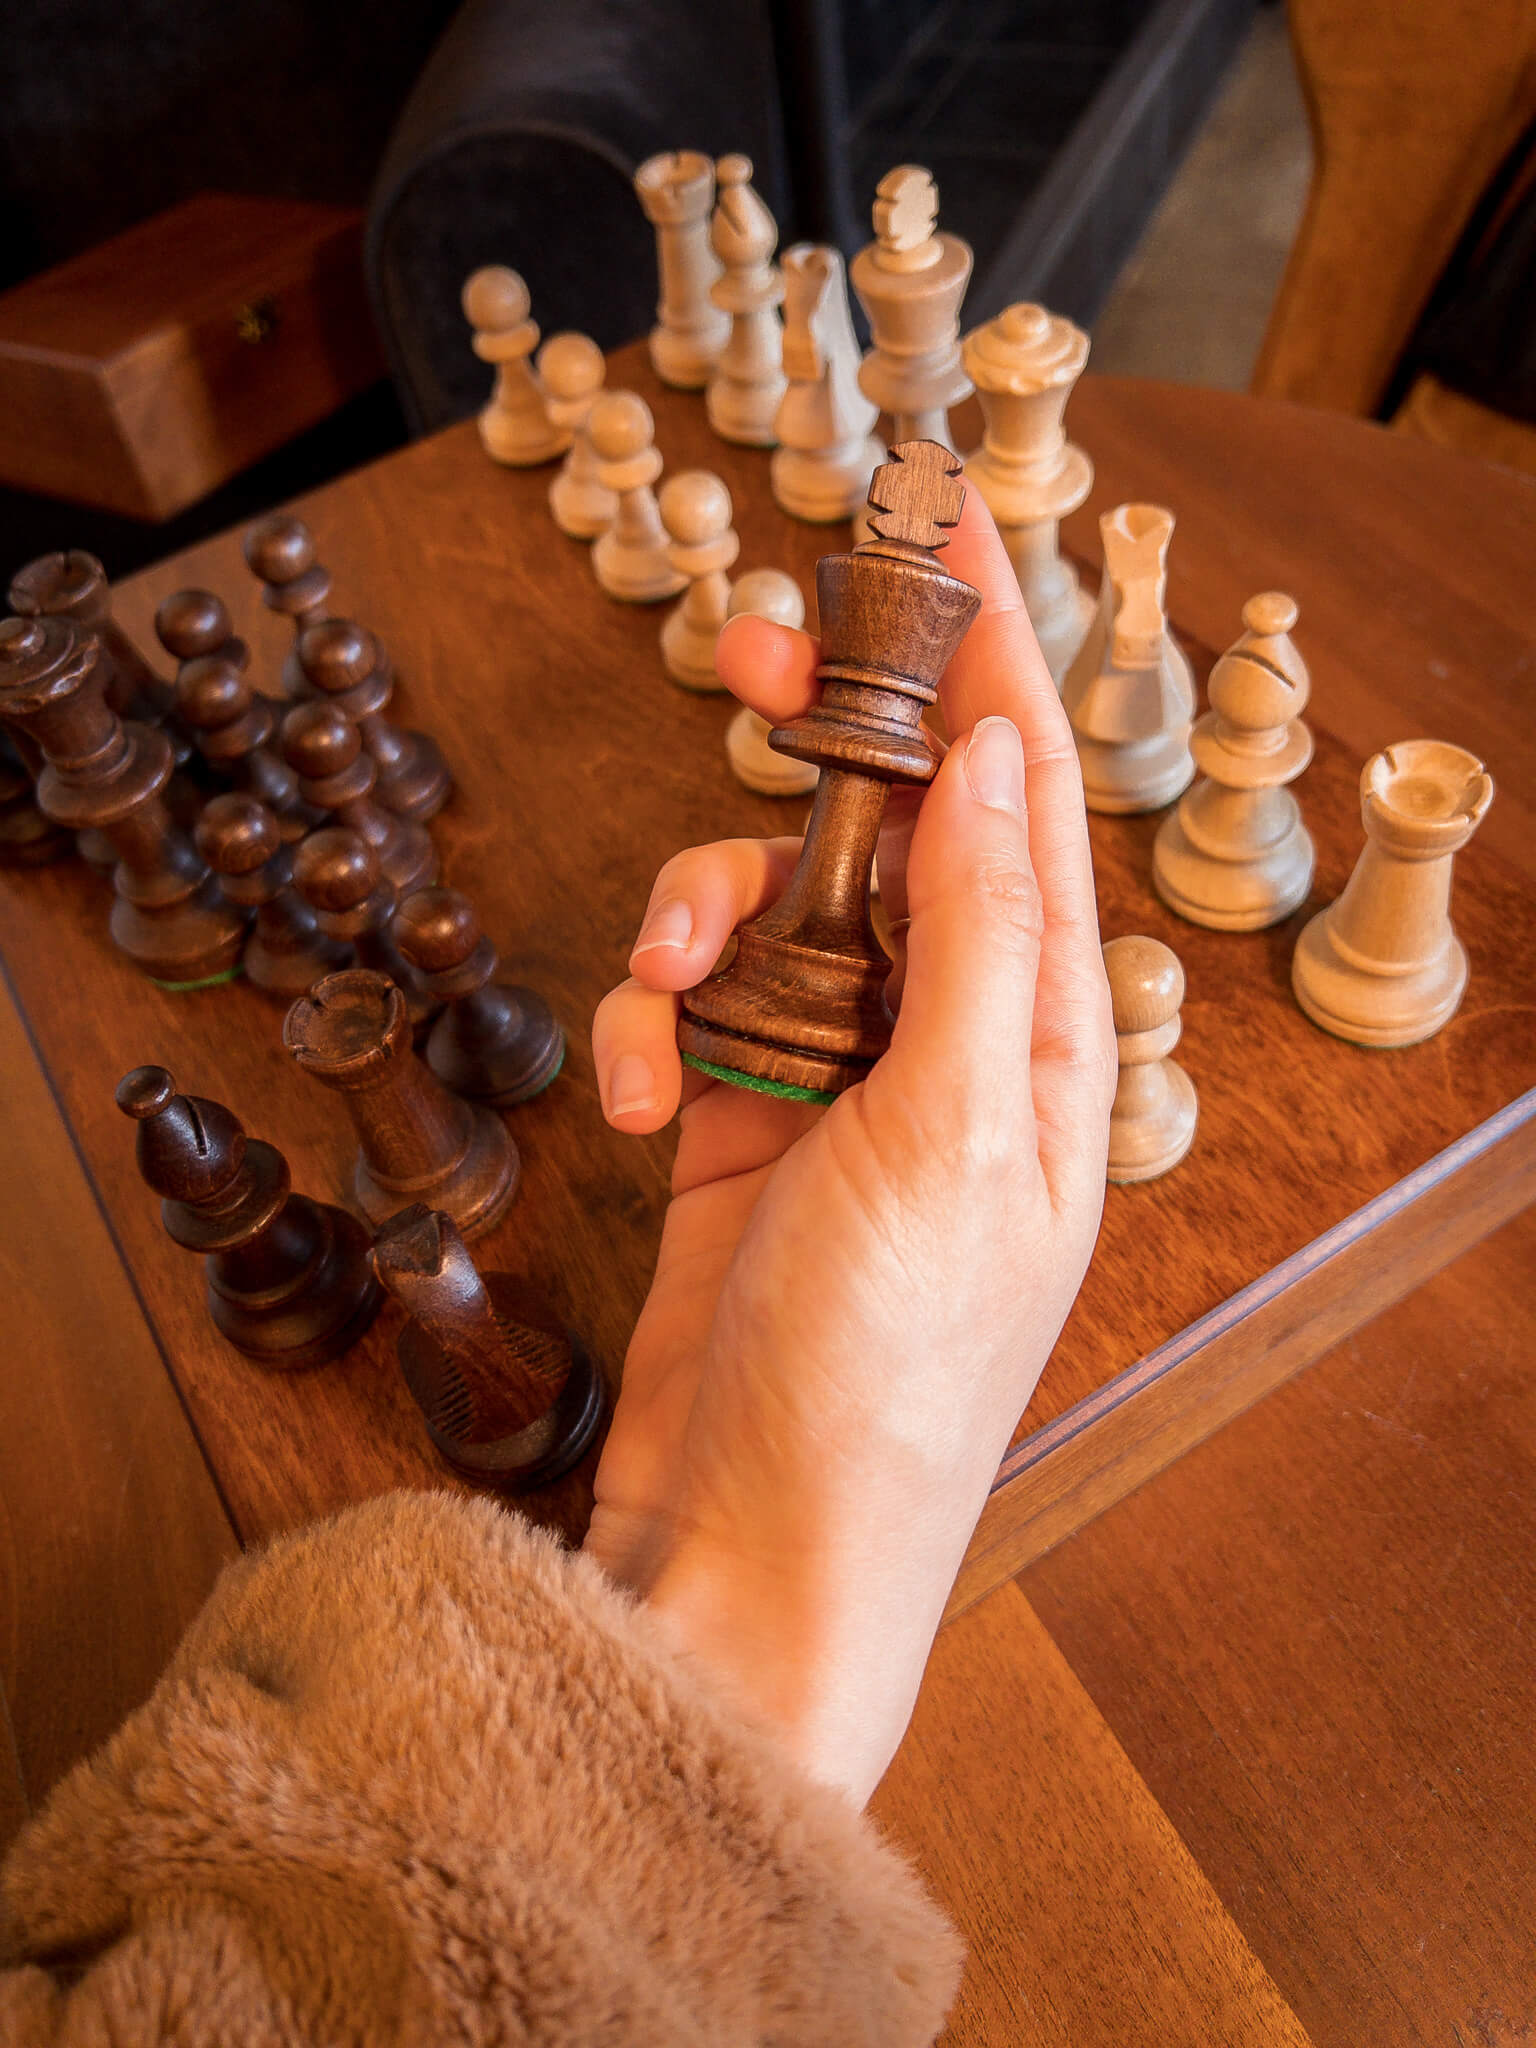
[963,303,1094,683]
[705,156,786,447]
[850,166,973,451]
[1061,503,1195,814]
[1153,592,1315,929]
[772,244,883,523]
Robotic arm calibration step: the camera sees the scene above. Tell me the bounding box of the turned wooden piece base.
[373,1205,603,1490]
[284,969,519,1239]
[1292,740,1494,1047]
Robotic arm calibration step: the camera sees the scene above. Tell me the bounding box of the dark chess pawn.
[196,794,351,997]
[9,549,172,723]
[0,729,72,867]
[372,1205,603,1490]
[284,968,520,1240]
[290,825,438,1032]
[281,699,437,900]
[177,655,316,839]
[244,513,372,701]
[394,886,564,1105]
[295,619,451,823]
[153,587,249,678]
[0,616,246,986]
[116,1064,382,1367]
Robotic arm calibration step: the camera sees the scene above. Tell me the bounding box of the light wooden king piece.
[677,440,981,1100]
[850,167,973,451]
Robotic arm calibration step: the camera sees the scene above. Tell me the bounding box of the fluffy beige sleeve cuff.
[0,1491,961,2045]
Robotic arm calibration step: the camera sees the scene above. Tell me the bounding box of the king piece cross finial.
[864,441,966,552]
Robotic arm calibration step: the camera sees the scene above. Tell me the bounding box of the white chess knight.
[962,303,1094,683]
[706,156,786,446]
[722,570,819,796]
[461,266,569,467]
[771,244,884,523]
[850,165,973,451]
[1061,503,1195,814]
[633,150,731,389]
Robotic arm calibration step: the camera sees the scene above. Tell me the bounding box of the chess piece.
[117,1063,382,1365]
[962,303,1094,683]
[705,155,786,447]
[678,442,980,1099]
[658,471,739,690]
[296,618,451,824]
[9,550,171,724]
[634,150,731,389]
[1291,740,1493,1047]
[175,655,313,839]
[281,699,437,900]
[1103,936,1197,1183]
[538,332,619,539]
[850,167,973,452]
[1153,593,1315,930]
[723,570,819,797]
[1061,503,1195,814]
[244,514,339,700]
[196,794,351,997]
[462,266,569,467]
[587,393,688,603]
[394,886,564,1106]
[290,826,438,1032]
[372,1205,604,1490]
[154,588,249,679]
[0,730,72,866]
[771,243,884,524]
[285,969,520,1239]
[0,616,245,986]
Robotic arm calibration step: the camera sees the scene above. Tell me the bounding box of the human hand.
[587,491,1114,1805]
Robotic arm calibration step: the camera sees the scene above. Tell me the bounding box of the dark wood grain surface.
[0,349,1530,1606]
[1022,1202,1536,2048]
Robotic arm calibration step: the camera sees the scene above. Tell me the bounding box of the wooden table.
[2,355,1533,2039]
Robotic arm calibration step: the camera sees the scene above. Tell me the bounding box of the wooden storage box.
[0,193,385,521]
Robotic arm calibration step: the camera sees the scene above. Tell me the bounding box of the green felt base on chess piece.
[682,1051,837,1104]
[152,963,245,992]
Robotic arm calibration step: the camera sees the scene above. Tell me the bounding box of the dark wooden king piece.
[372,1204,604,1490]
[0,616,246,986]
[677,441,982,1099]
[116,1064,382,1368]
[284,968,519,1240]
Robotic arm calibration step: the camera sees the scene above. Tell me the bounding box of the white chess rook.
[634,151,731,389]
[1153,592,1315,930]
[772,244,884,523]
[963,303,1094,683]
[1061,503,1195,814]
[706,156,786,447]
[722,570,818,796]
[461,267,569,468]
[1291,740,1493,1047]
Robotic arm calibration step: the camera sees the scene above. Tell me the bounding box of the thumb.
[878,716,1042,1134]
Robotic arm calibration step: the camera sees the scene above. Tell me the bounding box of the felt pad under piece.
[682,1051,836,1104]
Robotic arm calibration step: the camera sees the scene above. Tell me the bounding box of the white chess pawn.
[658,472,739,690]
[1061,503,1195,814]
[1103,935,1197,1183]
[962,303,1094,683]
[538,332,619,540]
[1291,740,1493,1047]
[461,267,569,467]
[634,150,731,390]
[706,155,786,447]
[587,392,688,604]
[723,570,818,797]
[1154,593,1315,929]
[850,165,973,451]
[771,244,884,523]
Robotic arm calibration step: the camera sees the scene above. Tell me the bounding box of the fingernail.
[606,1052,659,1120]
[630,898,694,960]
[964,716,1026,815]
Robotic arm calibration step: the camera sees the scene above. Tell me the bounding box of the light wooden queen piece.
[962,302,1094,683]
[633,150,731,390]
[1291,740,1493,1046]
[1153,592,1314,929]
[1061,502,1195,814]
[461,267,569,467]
